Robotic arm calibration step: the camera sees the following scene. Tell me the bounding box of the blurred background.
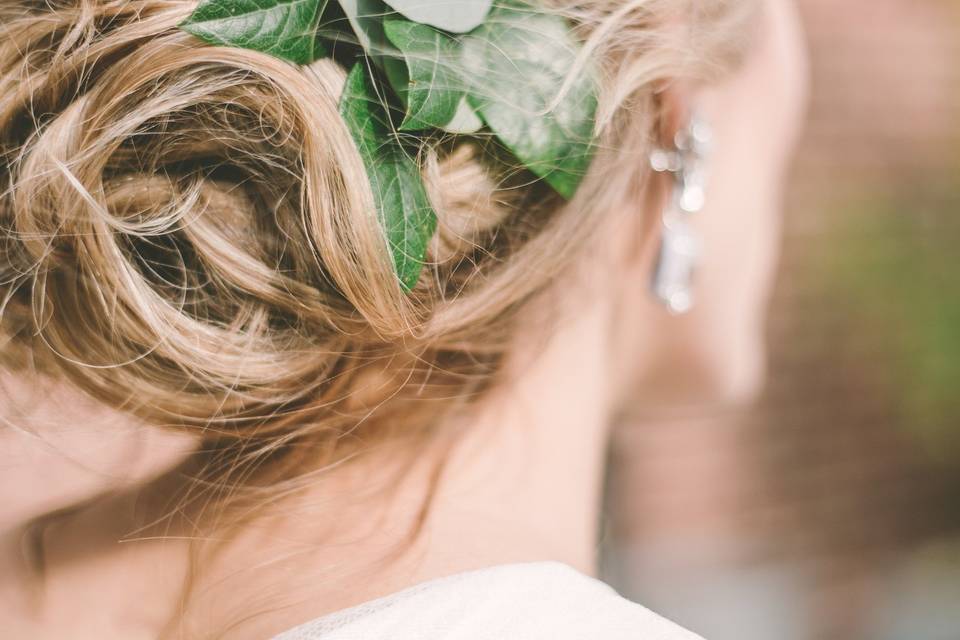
[602,1,960,639]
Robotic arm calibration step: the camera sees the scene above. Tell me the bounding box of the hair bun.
[0,9,426,430]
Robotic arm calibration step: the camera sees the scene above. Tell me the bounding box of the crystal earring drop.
[649,114,712,314]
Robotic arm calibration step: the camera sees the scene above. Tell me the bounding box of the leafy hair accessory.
[180,0,598,289]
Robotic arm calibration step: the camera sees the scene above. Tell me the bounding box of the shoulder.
[272,562,704,640]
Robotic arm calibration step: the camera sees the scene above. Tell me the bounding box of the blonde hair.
[0,0,755,503]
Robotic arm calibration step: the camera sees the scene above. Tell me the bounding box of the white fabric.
[271,561,704,639]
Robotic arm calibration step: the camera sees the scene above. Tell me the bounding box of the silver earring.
[648,113,712,314]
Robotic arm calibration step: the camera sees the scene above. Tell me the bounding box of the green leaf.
[339,64,437,289]
[443,96,484,133]
[383,19,465,131]
[336,0,390,52]
[381,0,493,34]
[460,1,597,198]
[180,0,326,64]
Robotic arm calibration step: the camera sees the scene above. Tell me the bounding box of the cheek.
[609,175,782,411]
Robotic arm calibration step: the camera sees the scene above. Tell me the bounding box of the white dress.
[272,561,703,639]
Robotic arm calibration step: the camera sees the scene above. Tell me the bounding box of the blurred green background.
[603,2,960,638]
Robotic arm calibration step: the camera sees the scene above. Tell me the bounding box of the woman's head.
[0,0,757,485]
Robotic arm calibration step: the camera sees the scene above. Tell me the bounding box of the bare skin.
[0,2,807,638]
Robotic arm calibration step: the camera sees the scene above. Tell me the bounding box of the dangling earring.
[648,113,712,314]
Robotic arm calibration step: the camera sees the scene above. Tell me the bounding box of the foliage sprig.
[181,0,597,289]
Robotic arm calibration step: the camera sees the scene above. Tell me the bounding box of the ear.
[624,82,694,269]
[653,81,695,149]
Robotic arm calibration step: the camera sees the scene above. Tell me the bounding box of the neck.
[3,291,615,640]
